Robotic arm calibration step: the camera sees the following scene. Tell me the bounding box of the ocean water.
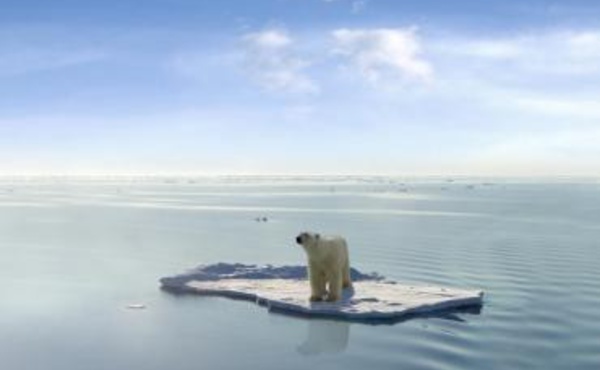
[1,176,599,370]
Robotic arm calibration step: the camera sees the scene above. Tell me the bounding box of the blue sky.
[1,0,600,176]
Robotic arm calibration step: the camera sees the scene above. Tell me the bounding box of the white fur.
[296,232,352,302]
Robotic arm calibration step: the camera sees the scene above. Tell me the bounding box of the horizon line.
[0,173,599,179]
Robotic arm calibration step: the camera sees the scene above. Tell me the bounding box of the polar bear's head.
[295,232,321,250]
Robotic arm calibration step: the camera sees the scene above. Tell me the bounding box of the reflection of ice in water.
[297,320,350,356]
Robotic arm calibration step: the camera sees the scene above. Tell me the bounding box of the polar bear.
[295,232,352,302]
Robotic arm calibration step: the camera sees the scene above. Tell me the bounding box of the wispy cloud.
[331,28,433,85]
[0,48,106,76]
[351,0,368,14]
[240,28,319,95]
[0,26,110,77]
[321,0,368,14]
[471,126,600,176]
[423,28,600,123]
[438,30,600,76]
[512,95,600,119]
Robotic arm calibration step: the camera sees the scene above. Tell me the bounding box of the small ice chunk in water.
[126,303,146,310]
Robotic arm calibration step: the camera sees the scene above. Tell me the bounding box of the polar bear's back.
[311,235,349,265]
[321,235,347,247]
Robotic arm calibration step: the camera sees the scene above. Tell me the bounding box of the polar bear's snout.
[295,232,313,245]
[295,232,319,246]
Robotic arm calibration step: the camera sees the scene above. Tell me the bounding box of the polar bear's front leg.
[326,270,343,302]
[309,268,327,301]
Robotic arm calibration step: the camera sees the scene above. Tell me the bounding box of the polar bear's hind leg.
[342,253,352,289]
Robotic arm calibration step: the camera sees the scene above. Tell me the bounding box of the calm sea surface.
[1,177,599,370]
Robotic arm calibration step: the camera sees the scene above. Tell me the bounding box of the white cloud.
[462,40,521,59]
[245,29,292,49]
[331,27,433,84]
[241,28,318,94]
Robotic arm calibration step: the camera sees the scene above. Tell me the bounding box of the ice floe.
[160,263,483,322]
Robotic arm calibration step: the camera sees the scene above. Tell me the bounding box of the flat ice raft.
[160,263,483,321]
